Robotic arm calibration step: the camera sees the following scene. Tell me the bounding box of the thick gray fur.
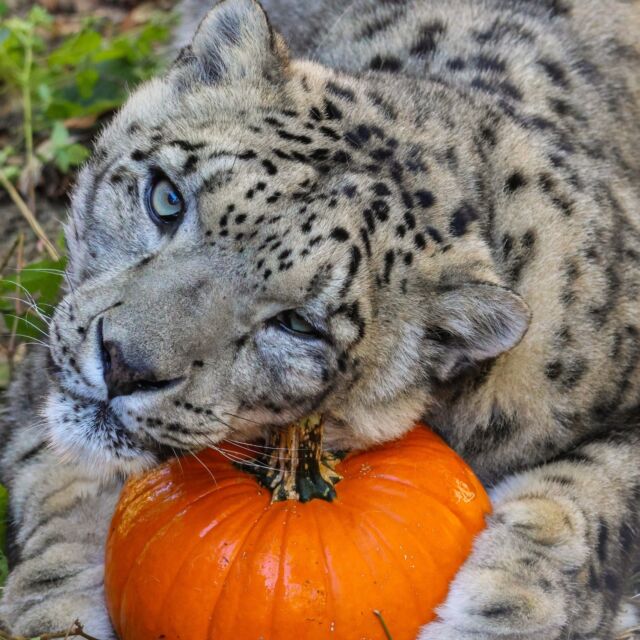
[1,1,639,638]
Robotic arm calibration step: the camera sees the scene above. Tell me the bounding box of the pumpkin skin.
[105,425,491,640]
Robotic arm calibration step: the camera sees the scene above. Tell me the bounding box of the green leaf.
[0,145,15,166]
[55,230,67,253]
[0,25,11,48]
[48,29,102,67]
[36,81,52,109]
[27,5,52,27]
[0,165,19,181]
[65,142,89,164]
[0,257,67,349]
[54,142,89,172]
[44,95,123,121]
[0,5,173,181]
[50,120,70,147]
[45,123,90,172]
[3,17,34,38]
[76,67,99,99]
[0,257,66,308]
[8,315,48,341]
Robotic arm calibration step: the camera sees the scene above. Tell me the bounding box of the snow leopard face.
[46,0,528,475]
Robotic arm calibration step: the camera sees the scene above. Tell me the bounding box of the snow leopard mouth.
[89,401,139,451]
[54,382,141,449]
[44,379,163,475]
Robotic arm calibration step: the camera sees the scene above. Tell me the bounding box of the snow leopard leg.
[0,356,120,638]
[420,429,639,640]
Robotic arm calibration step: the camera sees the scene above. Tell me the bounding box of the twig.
[0,236,20,280]
[0,170,59,260]
[373,610,394,640]
[22,28,36,216]
[0,619,103,640]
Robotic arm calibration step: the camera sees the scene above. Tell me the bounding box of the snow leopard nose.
[97,318,182,399]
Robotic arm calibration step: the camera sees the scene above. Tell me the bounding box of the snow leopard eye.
[147,175,184,225]
[274,310,322,339]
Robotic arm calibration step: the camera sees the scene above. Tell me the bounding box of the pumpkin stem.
[248,414,342,503]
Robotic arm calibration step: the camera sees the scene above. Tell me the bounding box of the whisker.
[0,296,52,325]
[138,423,291,475]
[168,428,280,472]
[198,412,307,453]
[62,269,77,297]
[1,333,50,348]
[2,279,41,310]
[210,444,287,474]
[208,413,309,452]
[1,280,55,328]
[4,314,50,338]
[220,439,273,456]
[200,412,234,431]
[51,299,73,320]
[225,438,303,453]
[189,450,218,487]
[8,267,67,276]
[221,411,262,426]
[171,446,185,476]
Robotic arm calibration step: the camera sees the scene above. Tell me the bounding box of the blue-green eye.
[147,177,184,224]
[275,310,320,338]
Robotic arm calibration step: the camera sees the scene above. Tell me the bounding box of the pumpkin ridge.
[343,500,429,620]
[114,467,173,512]
[345,474,486,532]
[205,499,279,638]
[268,506,293,639]
[336,498,409,618]
[339,491,456,587]
[308,504,336,637]
[151,494,262,637]
[114,466,249,534]
[352,485,476,549]
[341,441,456,469]
[312,496,387,632]
[116,486,257,632]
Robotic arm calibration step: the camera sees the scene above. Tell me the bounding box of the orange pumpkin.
[105,420,490,640]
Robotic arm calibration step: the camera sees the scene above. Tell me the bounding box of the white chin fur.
[45,389,157,479]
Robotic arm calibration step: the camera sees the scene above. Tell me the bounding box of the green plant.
[0,2,173,257]
[0,1,173,381]
[0,245,66,385]
[0,4,172,174]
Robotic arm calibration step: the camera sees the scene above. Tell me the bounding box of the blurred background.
[0,0,177,391]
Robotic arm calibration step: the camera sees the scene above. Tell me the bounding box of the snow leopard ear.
[182,0,288,84]
[424,282,531,381]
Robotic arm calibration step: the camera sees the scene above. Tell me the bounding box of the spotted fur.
[1,0,639,637]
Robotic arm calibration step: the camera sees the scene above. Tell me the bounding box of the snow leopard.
[1,0,639,638]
